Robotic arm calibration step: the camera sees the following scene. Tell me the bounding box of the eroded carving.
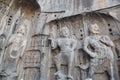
[8,24,27,58]
[2,23,27,80]
[81,24,115,80]
[49,27,77,80]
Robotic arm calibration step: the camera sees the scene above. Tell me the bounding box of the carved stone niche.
[42,12,120,80]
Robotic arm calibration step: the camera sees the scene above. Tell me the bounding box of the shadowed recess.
[20,0,40,11]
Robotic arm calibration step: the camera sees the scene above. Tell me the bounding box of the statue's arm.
[84,37,97,58]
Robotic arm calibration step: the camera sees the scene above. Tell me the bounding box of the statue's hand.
[100,36,108,43]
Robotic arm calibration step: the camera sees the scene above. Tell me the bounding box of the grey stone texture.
[0,0,120,80]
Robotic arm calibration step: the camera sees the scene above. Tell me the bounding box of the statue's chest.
[58,39,71,46]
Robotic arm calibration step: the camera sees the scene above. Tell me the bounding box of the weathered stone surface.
[0,0,120,80]
[37,0,120,22]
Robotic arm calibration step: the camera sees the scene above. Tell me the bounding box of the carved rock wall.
[43,13,120,80]
[0,0,120,80]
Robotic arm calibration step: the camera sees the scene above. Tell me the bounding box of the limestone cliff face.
[0,0,120,80]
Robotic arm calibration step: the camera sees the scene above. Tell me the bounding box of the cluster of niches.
[79,28,84,40]
[7,15,13,26]
[108,23,113,35]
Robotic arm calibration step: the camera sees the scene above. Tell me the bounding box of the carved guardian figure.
[50,27,77,80]
[83,24,115,80]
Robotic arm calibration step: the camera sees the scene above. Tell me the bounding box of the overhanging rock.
[37,0,120,22]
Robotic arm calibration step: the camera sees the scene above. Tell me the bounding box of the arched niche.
[41,12,120,80]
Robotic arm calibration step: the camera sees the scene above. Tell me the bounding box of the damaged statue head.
[60,27,70,37]
[89,23,100,34]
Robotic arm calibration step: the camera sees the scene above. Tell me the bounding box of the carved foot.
[54,71,61,76]
[85,78,92,80]
[67,75,73,80]
[54,71,66,80]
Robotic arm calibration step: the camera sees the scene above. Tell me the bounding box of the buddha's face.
[90,24,100,34]
[60,27,70,37]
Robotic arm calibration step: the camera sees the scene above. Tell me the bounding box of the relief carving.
[49,27,77,80]
[81,24,115,80]
[0,2,120,79]
[2,23,27,80]
[8,24,27,58]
